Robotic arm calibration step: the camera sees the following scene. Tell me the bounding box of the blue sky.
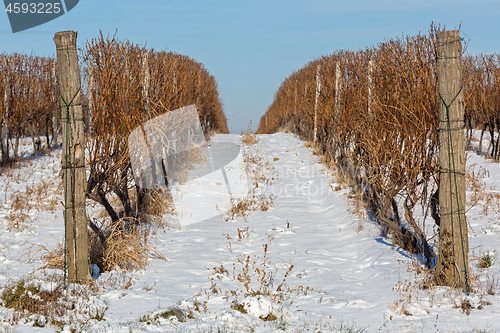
[1,0,499,133]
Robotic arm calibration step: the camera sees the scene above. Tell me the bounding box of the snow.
[0,132,498,332]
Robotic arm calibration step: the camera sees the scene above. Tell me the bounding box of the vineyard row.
[0,32,228,164]
[257,27,498,266]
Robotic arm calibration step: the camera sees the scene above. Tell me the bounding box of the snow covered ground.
[0,132,499,332]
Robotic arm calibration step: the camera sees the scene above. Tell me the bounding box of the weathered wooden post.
[54,31,90,284]
[141,50,150,115]
[51,62,59,148]
[173,59,178,108]
[367,59,373,118]
[1,58,9,164]
[196,68,203,112]
[435,29,469,291]
[87,63,94,133]
[334,62,341,117]
[332,61,342,163]
[294,79,298,116]
[313,64,321,142]
[302,83,309,134]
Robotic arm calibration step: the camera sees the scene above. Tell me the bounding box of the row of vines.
[257,28,500,267]
[0,34,227,163]
[83,33,227,228]
[464,54,500,158]
[1,33,228,272]
[0,53,58,159]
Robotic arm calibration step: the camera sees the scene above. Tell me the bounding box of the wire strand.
[439,86,470,294]
[60,87,81,287]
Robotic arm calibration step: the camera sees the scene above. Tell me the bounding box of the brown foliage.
[1,32,228,274]
[1,32,228,225]
[83,33,228,227]
[257,28,446,266]
[463,53,500,158]
[0,53,58,161]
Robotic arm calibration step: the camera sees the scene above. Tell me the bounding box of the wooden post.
[293,79,298,115]
[54,31,90,284]
[313,64,321,142]
[51,62,58,148]
[1,58,9,164]
[367,59,373,118]
[435,29,468,290]
[302,83,308,134]
[196,67,203,112]
[332,62,342,162]
[141,49,159,187]
[334,62,341,117]
[12,55,19,159]
[141,50,150,115]
[125,45,129,73]
[173,59,178,108]
[87,63,94,133]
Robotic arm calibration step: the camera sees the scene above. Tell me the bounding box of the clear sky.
[1,0,499,133]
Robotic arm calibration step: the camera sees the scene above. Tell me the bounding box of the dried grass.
[222,144,276,222]
[1,279,67,326]
[206,236,313,315]
[466,163,500,217]
[388,258,491,318]
[133,189,175,227]
[240,123,259,146]
[23,215,167,276]
[102,222,148,272]
[0,267,109,328]
[6,178,61,231]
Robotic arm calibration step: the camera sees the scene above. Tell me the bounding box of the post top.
[53,31,78,47]
[54,30,78,36]
[436,29,461,37]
